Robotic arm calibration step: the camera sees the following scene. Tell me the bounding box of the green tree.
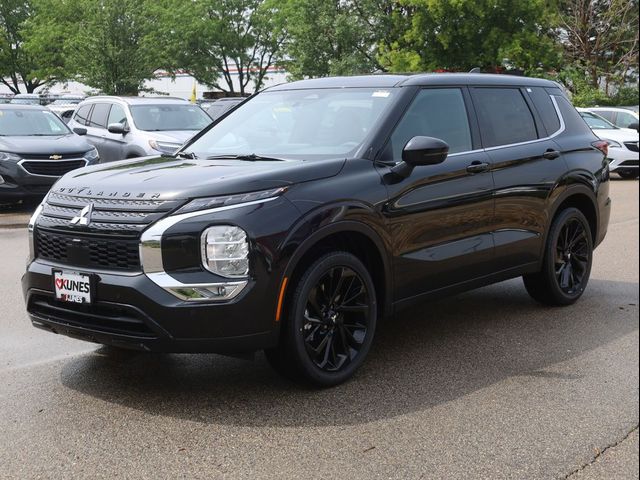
[150,0,286,95]
[379,0,562,75]
[0,0,59,93]
[27,0,162,95]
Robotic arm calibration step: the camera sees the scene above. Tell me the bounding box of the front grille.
[20,159,86,176]
[29,293,156,338]
[19,152,86,161]
[36,229,141,271]
[620,160,639,167]
[624,142,639,152]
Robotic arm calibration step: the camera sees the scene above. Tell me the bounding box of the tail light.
[592,140,608,157]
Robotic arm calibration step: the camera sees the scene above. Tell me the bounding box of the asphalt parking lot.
[0,179,638,480]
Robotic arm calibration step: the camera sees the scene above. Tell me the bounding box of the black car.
[0,105,100,202]
[23,74,610,386]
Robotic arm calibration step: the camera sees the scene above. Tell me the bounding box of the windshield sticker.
[372,90,390,98]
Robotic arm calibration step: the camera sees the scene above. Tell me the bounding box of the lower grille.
[620,160,639,167]
[29,293,156,338]
[624,142,639,153]
[36,229,141,271]
[20,159,87,176]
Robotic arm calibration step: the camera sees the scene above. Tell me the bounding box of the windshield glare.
[130,104,211,131]
[0,109,70,136]
[188,88,396,158]
[581,112,616,130]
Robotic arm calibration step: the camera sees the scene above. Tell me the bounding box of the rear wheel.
[265,252,377,387]
[618,170,639,180]
[523,207,593,306]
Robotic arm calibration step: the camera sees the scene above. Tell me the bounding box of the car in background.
[0,105,99,202]
[205,97,245,121]
[67,96,212,161]
[48,95,86,123]
[0,94,12,104]
[587,106,639,132]
[10,93,42,105]
[578,108,639,179]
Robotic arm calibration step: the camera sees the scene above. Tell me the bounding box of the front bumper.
[22,260,279,353]
[607,148,639,172]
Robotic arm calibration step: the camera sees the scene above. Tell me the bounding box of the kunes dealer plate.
[53,270,92,304]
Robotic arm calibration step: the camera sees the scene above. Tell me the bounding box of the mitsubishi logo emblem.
[70,203,94,226]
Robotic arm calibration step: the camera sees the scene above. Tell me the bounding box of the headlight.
[0,151,21,162]
[201,226,249,278]
[175,187,286,215]
[149,140,181,154]
[603,139,622,148]
[83,147,99,163]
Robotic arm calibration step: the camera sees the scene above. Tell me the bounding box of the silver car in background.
[67,96,212,162]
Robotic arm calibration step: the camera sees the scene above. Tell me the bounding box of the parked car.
[587,106,639,132]
[47,95,86,123]
[10,93,42,105]
[67,96,212,161]
[0,105,99,202]
[577,108,639,179]
[0,94,12,104]
[205,97,245,120]
[24,74,610,386]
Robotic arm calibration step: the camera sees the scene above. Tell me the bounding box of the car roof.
[267,73,559,91]
[589,106,638,113]
[0,104,46,110]
[82,96,190,105]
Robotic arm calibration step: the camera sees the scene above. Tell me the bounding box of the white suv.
[587,107,639,132]
[67,96,212,162]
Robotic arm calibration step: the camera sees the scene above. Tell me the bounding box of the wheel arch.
[548,184,599,245]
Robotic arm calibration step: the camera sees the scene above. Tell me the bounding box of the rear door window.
[386,88,473,159]
[88,103,111,129]
[472,88,538,148]
[73,104,92,126]
[526,87,561,135]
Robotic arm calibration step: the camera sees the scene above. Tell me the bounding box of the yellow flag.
[190,81,197,103]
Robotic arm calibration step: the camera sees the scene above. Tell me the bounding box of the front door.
[379,87,495,301]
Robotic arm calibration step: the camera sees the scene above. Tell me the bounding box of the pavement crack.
[563,425,639,479]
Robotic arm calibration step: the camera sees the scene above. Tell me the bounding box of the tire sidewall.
[286,252,377,387]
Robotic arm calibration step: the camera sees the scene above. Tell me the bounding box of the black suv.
[23,74,611,386]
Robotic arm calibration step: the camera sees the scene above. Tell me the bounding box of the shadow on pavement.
[60,277,638,427]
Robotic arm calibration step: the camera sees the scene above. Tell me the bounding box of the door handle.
[466,161,490,174]
[543,149,561,160]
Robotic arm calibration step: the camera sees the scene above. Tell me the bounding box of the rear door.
[100,103,129,162]
[380,87,495,301]
[85,103,111,159]
[470,86,567,270]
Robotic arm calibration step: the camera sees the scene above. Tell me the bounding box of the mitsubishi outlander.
[23,74,611,386]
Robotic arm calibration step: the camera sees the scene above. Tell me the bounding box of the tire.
[618,170,639,180]
[523,207,593,306]
[265,252,377,387]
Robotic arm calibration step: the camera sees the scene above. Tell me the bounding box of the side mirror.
[73,127,87,136]
[627,122,639,132]
[391,136,449,177]
[108,123,128,135]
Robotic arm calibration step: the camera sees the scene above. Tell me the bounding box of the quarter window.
[386,88,472,159]
[73,104,92,126]
[527,87,561,135]
[473,88,538,148]
[88,103,111,129]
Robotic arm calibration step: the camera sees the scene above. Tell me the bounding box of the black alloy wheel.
[524,207,593,306]
[265,252,377,387]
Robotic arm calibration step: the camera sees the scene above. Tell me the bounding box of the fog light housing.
[201,226,249,278]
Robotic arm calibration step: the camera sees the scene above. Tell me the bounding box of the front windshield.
[581,112,616,130]
[187,88,397,158]
[130,104,211,131]
[0,108,70,136]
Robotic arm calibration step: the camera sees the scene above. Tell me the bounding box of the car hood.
[144,130,199,144]
[593,128,639,143]
[53,155,347,200]
[0,134,92,155]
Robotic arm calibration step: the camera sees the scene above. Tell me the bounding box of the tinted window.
[527,87,561,134]
[473,88,538,147]
[107,103,127,125]
[386,88,472,159]
[88,103,111,128]
[74,104,92,126]
[554,96,595,136]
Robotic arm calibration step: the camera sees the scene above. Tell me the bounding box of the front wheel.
[523,207,593,306]
[265,252,377,387]
[617,170,639,180]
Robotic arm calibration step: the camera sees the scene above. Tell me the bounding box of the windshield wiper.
[203,153,285,162]
[164,151,197,159]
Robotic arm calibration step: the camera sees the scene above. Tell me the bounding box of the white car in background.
[577,108,639,180]
[587,106,639,132]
